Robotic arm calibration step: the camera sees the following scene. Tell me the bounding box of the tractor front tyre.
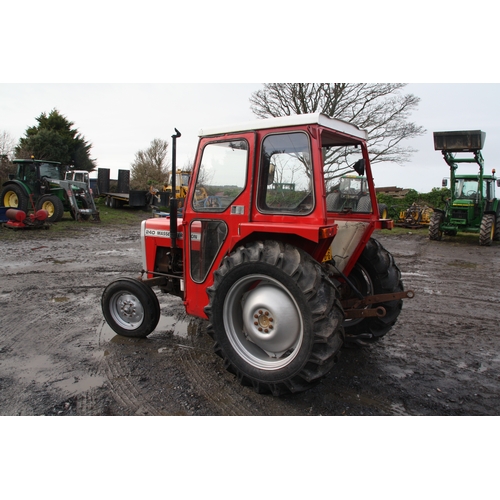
[1,184,29,212]
[35,195,64,223]
[479,213,495,246]
[342,238,404,347]
[101,278,160,338]
[204,240,344,395]
[429,212,443,241]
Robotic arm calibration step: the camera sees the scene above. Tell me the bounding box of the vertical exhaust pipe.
[170,128,181,248]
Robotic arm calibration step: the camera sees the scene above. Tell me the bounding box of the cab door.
[183,132,255,318]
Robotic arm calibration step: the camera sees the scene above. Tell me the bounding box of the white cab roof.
[199,112,368,140]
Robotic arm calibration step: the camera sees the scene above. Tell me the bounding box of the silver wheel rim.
[223,274,303,371]
[109,291,145,330]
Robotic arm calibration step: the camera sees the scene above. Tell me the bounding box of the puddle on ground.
[53,374,106,393]
[1,354,106,394]
[97,314,195,344]
[52,296,70,303]
[46,259,77,265]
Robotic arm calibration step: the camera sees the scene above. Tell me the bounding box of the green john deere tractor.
[430,130,499,246]
[1,159,99,223]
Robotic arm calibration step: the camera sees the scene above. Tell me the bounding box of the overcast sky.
[3,3,499,196]
[2,83,498,193]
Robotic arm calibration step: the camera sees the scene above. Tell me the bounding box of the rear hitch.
[342,290,414,319]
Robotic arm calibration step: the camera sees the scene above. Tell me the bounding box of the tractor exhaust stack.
[170,128,181,248]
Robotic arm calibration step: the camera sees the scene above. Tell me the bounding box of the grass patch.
[0,197,151,241]
[375,226,427,236]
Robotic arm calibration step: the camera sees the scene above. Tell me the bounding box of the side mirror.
[353,159,365,176]
[442,178,448,187]
[497,179,500,188]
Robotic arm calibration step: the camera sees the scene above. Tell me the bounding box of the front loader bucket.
[434,130,486,152]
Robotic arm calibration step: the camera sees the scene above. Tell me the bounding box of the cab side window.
[257,132,314,214]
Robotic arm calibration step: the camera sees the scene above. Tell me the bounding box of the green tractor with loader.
[1,158,99,223]
[430,130,499,245]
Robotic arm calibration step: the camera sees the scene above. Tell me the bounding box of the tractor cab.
[327,175,371,213]
[65,170,90,186]
[14,160,63,187]
[165,170,191,192]
[455,178,477,199]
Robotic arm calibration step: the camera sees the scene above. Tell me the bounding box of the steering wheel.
[465,190,476,197]
[204,196,221,208]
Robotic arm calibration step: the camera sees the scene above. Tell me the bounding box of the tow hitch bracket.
[342,290,414,319]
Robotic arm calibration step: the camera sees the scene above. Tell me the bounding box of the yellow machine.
[398,203,432,226]
[163,170,207,207]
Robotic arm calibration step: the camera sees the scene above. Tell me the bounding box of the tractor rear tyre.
[429,212,443,240]
[204,240,345,395]
[479,213,495,246]
[494,212,500,241]
[35,195,64,223]
[357,195,371,212]
[101,277,160,337]
[342,238,404,347]
[1,184,29,212]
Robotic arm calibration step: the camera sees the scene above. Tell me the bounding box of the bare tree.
[249,83,425,184]
[0,130,17,184]
[130,138,170,190]
[182,157,194,173]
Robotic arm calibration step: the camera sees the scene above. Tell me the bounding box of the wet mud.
[1,216,499,416]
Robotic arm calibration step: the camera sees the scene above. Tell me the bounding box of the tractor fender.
[1,179,31,194]
[432,207,445,215]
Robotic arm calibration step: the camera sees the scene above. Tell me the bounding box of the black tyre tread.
[429,212,443,240]
[1,184,29,212]
[101,277,160,338]
[357,195,371,212]
[494,212,500,241]
[479,213,495,246]
[326,192,341,211]
[204,240,344,396]
[343,238,404,346]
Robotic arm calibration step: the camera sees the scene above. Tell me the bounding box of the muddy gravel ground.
[1,213,499,416]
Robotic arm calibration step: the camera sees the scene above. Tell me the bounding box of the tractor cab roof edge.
[13,159,61,165]
[198,112,368,141]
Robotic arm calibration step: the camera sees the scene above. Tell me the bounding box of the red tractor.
[102,113,412,395]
